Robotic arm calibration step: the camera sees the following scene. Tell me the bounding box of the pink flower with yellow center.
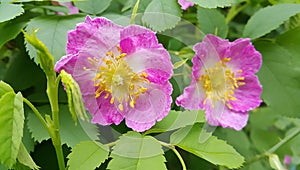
[176,34,262,130]
[55,16,173,132]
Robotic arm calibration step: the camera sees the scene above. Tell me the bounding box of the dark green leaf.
[74,0,112,15]
[27,104,98,147]
[171,124,244,169]
[25,15,85,64]
[0,3,24,23]
[197,7,228,38]
[142,0,182,32]
[243,4,300,39]
[67,141,109,170]
[108,131,167,170]
[189,0,234,8]
[17,143,39,170]
[0,15,30,49]
[0,92,24,168]
[255,40,300,117]
[146,110,205,134]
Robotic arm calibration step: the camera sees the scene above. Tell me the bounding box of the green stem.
[267,128,300,154]
[130,0,140,24]
[159,141,186,170]
[46,75,65,170]
[23,97,48,131]
[226,2,249,23]
[105,141,117,148]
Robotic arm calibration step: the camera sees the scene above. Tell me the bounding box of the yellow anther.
[116,45,122,52]
[104,93,110,99]
[223,57,231,62]
[130,99,135,108]
[236,77,245,81]
[141,72,148,78]
[118,103,124,111]
[237,70,243,73]
[129,84,135,90]
[110,97,115,104]
[226,103,233,109]
[138,87,148,93]
[106,51,114,57]
[238,82,246,86]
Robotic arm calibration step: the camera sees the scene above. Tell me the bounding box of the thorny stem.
[159,141,187,170]
[246,128,300,166]
[130,0,140,24]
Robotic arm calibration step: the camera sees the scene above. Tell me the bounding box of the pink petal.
[205,102,249,130]
[58,2,79,15]
[176,80,206,110]
[124,82,172,132]
[178,0,194,10]
[228,75,262,112]
[120,25,173,83]
[67,16,123,56]
[192,34,230,79]
[84,93,124,125]
[226,38,262,76]
[54,54,78,74]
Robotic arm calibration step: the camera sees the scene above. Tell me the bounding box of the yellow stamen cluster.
[90,46,149,111]
[199,57,245,109]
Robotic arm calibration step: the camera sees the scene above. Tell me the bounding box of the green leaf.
[17,143,39,170]
[60,70,88,124]
[74,0,112,15]
[243,4,300,39]
[0,3,24,23]
[0,81,14,97]
[0,92,24,168]
[0,14,30,49]
[255,41,300,117]
[27,105,98,147]
[268,154,285,170]
[142,0,182,32]
[170,124,244,169]
[23,28,55,77]
[189,0,234,8]
[197,7,228,38]
[25,15,85,64]
[108,131,167,170]
[67,141,109,170]
[146,110,205,134]
[173,58,188,69]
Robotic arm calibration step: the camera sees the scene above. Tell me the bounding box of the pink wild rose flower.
[178,0,194,10]
[55,16,173,132]
[176,34,262,130]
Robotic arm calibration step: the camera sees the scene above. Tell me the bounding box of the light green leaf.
[17,143,39,170]
[146,110,205,134]
[268,154,285,170]
[60,70,88,124]
[0,92,24,168]
[142,0,182,32]
[255,40,300,117]
[0,81,14,97]
[23,28,55,77]
[171,124,244,169]
[67,141,109,170]
[189,0,234,8]
[197,7,228,38]
[0,15,30,49]
[25,15,85,64]
[243,4,300,39]
[173,58,188,69]
[74,0,112,15]
[0,3,24,23]
[108,131,167,170]
[27,105,98,147]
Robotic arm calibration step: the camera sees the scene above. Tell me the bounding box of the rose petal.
[67,16,123,55]
[228,75,262,112]
[120,25,173,82]
[124,82,172,132]
[178,0,194,10]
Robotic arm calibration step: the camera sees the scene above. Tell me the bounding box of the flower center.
[91,46,149,111]
[199,57,245,109]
